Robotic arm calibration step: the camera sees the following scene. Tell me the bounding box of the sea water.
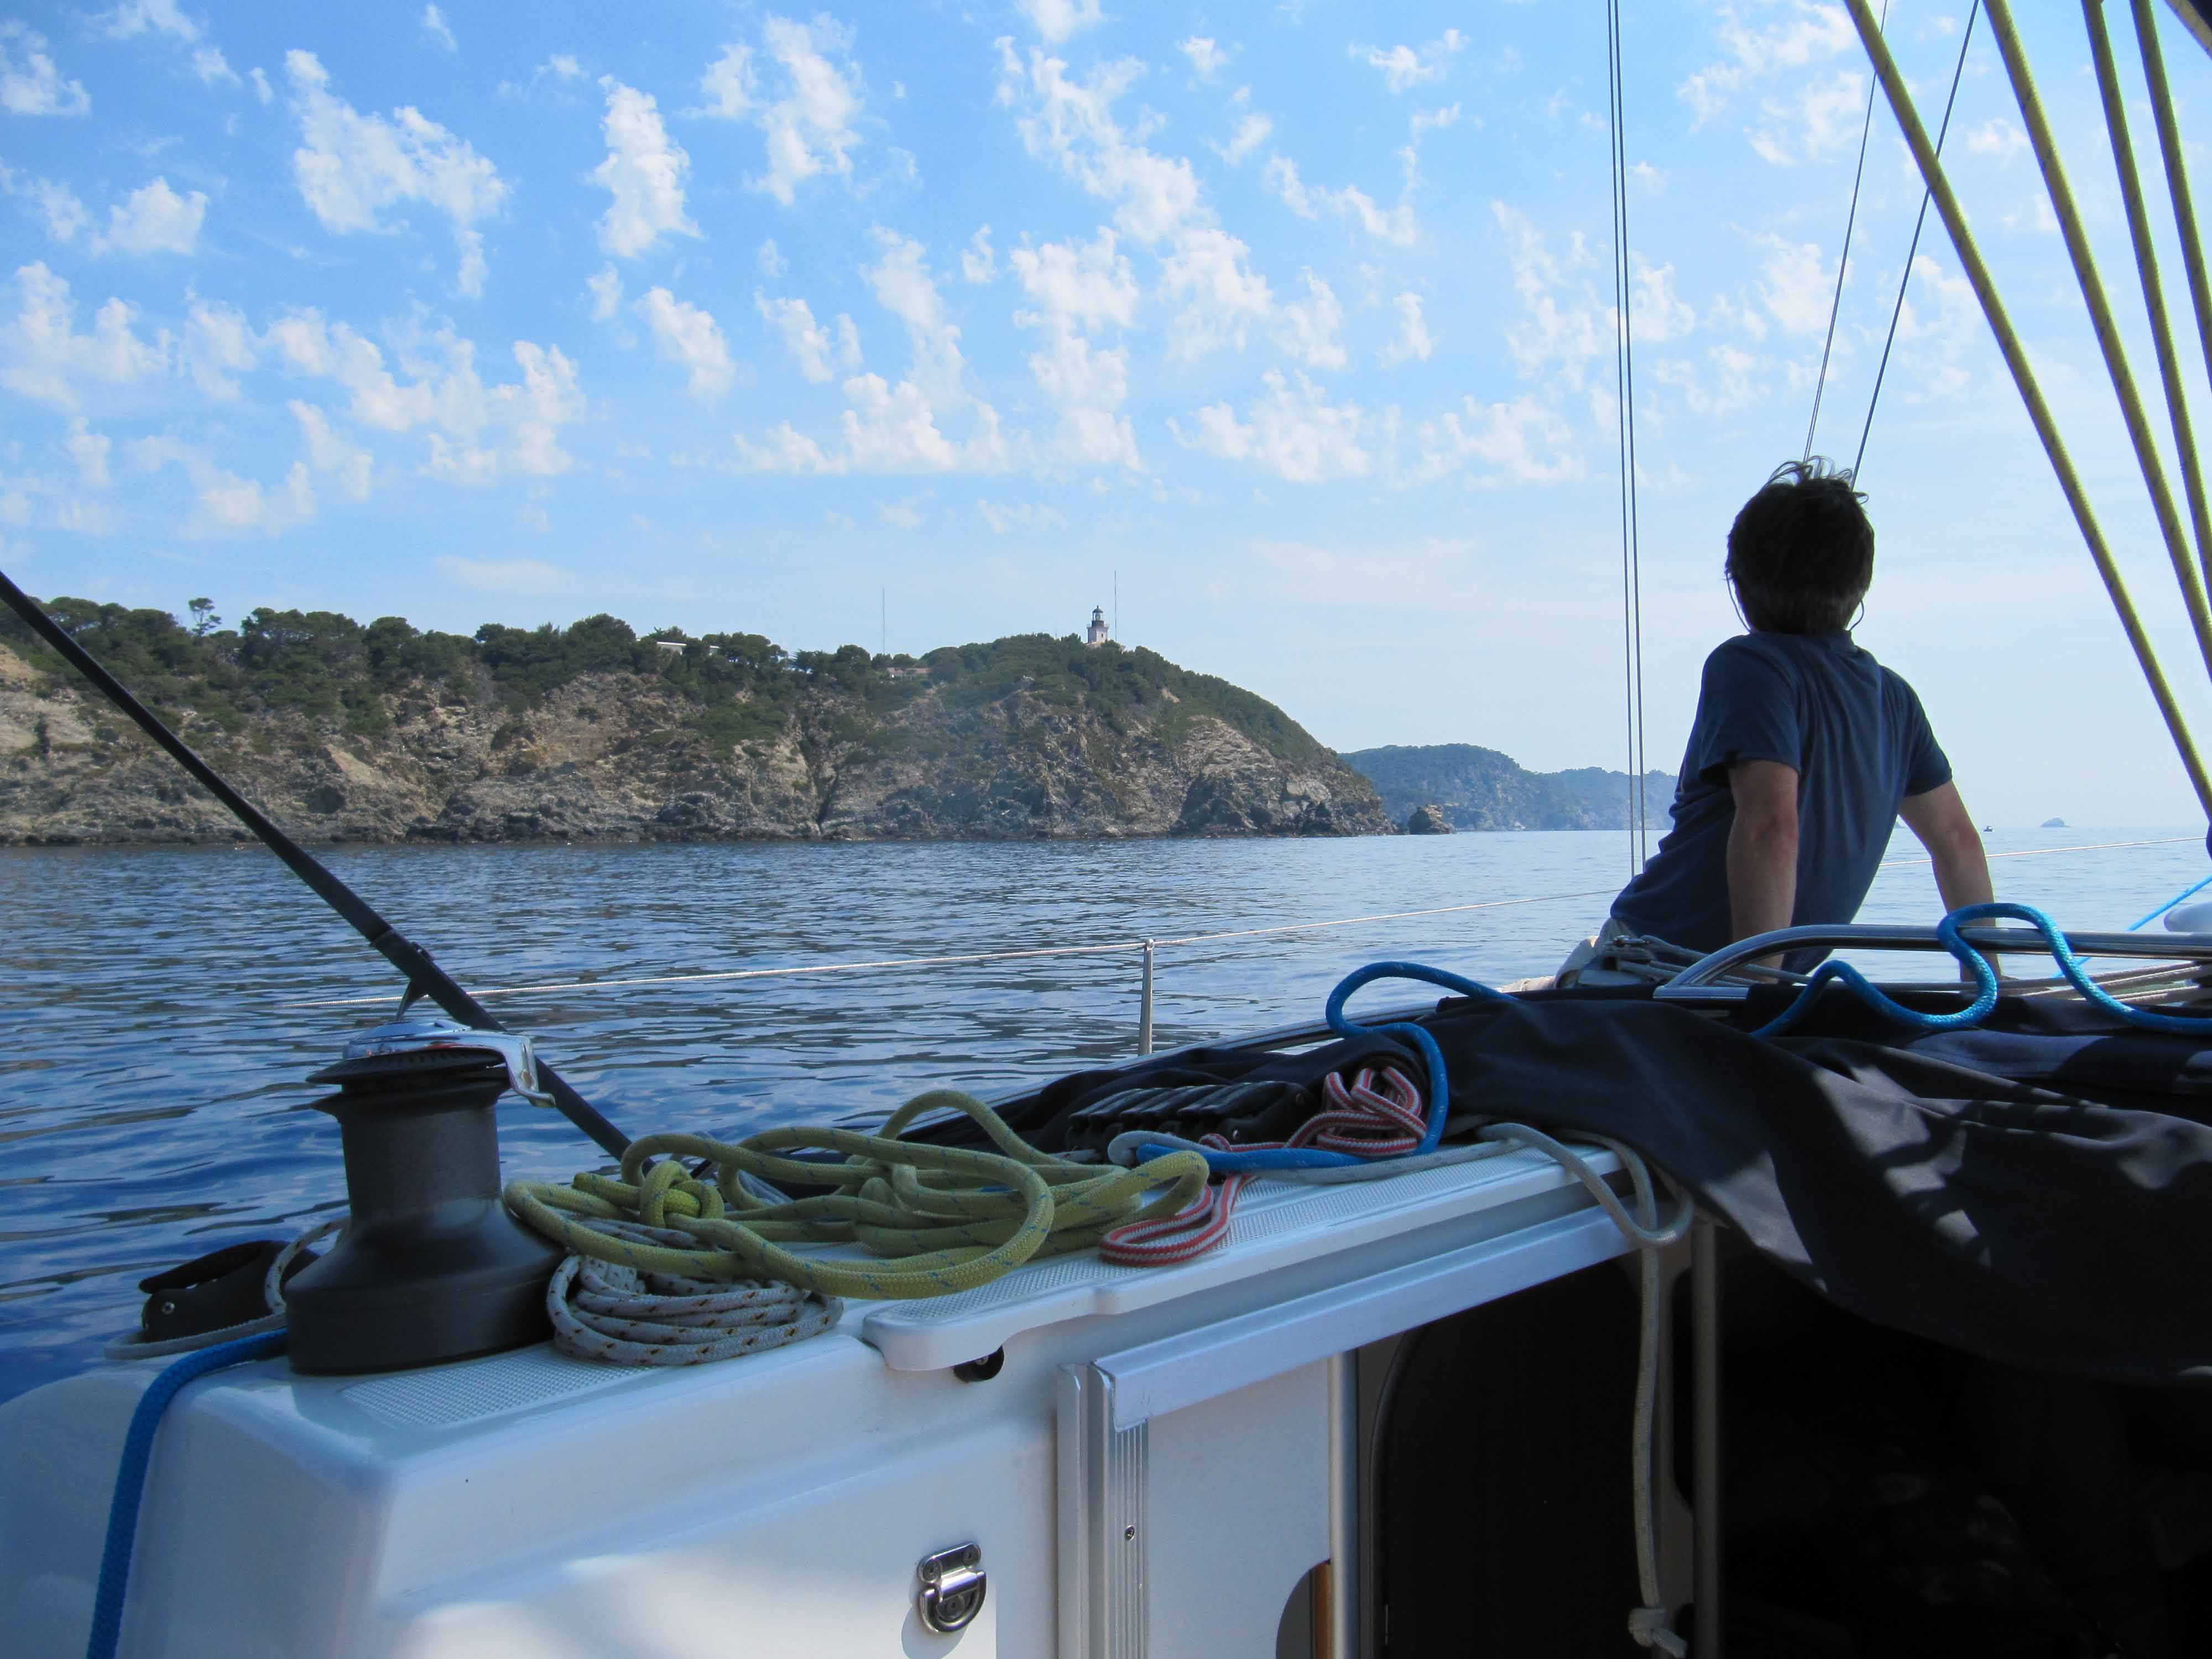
[1,825,2200,1403]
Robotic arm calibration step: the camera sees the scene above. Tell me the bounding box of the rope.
[545,1231,841,1365]
[1806,0,1890,465]
[505,1088,1213,1301]
[1986,0,2212,684]
[87,1329,289,1659]
[1753,899,2212,1040]
[2112,0,2212,604]
[1855,0,1979,482]
[1842,0,2212,821]
[1098,1135,1253,1266]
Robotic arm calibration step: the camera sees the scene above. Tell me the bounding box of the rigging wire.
[1606,0,1650,872]
[1855,0,1982,482]
[1805,0,1892,465]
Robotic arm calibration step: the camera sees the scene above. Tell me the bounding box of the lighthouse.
[1085,606,1110,646]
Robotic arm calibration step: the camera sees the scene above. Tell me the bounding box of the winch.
[280,1008,566,1374]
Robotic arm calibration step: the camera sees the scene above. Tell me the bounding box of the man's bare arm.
[1726,759,1801,952]
[1898,780,1993,912]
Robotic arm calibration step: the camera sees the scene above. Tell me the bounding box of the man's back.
[1611,629,1950,959]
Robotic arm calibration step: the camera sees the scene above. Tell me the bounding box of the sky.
[3,0,2212,826]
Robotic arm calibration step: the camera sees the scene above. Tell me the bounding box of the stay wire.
[1607,0,1650,870]
[1806,0,1892,465]
[1856,0,1981,482]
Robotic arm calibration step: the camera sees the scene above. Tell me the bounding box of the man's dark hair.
[1725,457,1874,633]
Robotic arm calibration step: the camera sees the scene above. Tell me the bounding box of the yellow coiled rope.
[504,1089,1213,1301]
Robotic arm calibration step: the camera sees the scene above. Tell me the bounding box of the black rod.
[0,572,628,1157]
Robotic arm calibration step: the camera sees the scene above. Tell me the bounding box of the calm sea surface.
[2,826,2201,1403]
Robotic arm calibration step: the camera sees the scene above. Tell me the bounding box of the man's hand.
[1727,759,1801,965]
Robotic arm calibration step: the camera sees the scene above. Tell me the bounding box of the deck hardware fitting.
[917,1543,987,1634]
[953,1348,1006,1383]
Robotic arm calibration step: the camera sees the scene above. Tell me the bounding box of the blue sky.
[4,0,2211,825]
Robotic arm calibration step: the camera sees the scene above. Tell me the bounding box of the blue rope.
[2128,870,2212,931]
[1751,900,2212,1041]
[87,1329,288,1659]
[1144,961,1514,1175]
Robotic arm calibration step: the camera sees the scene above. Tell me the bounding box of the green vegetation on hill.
[0,598,1329,766]
[1345,742,1676,831]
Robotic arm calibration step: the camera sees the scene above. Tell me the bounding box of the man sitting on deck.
[1571,458,1993,982]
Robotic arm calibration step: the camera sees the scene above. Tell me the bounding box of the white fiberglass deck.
[1,1141,1632,1658]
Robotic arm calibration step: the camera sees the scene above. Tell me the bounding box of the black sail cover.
[1422,988,2212,1387]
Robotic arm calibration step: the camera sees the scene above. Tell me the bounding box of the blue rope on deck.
[87,1329,288,1659]
[1752,900,2212,1040]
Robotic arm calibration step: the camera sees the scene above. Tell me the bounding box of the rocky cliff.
[0,601,1391,846]
[1345,743,1676,832]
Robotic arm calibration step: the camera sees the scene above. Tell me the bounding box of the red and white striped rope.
[1097,1065,1427,1267]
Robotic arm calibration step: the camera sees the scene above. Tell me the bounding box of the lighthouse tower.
[1085,606,1110,646]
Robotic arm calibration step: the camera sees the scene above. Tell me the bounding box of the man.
[1605,458,1992,972]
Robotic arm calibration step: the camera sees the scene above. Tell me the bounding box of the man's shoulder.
[1702,632,1802,684]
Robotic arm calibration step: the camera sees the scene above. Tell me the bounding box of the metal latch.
[916,1543,986,1634]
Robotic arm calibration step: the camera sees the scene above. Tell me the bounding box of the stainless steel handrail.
[1665,924,2212,989]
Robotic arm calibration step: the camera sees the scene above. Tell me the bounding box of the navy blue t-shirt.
[1611,630,1950,962]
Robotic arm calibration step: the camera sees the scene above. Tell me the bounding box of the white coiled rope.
[545,1217,843,1366]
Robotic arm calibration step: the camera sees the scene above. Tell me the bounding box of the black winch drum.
[281,1044,563,1374]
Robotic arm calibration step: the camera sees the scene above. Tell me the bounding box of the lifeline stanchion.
[1139,939,1155,1056]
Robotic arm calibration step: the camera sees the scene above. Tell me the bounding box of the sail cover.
[1423,988,2212,1386]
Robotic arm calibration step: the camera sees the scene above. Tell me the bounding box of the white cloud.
[636,288,734,399]
[1009,229,1139,330]
[585,265,622,322]
[1160,226,1274,362]
[1631,257,1697,343]
[698,17,866,206]
[1678,1,1855,124]
[591,78,696,258]
[1,24,91,117]
[190,46,237,87]
[1411,103,1462,140]
[30,180,90,244]
[1264,154,1418,247]
[546,54,583,82]
[1493,200,1608,388]
[134,436,319,536]
[1749,70,1867,166]
[286,51,508,296]
[420,5,457,52]
[1754,232,1832,335]
[758,292,859,383]
[93,179,206,255]
[1,263,168,408]
[1410,394,1580,487]
[738,230,1011,476]
[1349,29,1465,94]
[1379,290,1434,366]
[1652,342,1770,415]
[94,0,201,43]
[1272,272,1345,369]
[66,418,111,488]
[758,237,787,278]
[184,298,254,397]
[248,66,272,103]
[994,43,1202,245]
[1020,0,1107,45]
[962,225,997,283]
[879,498,924,529]
[978,499,1069,533]
[264,311,583,481]
[1966,117,2028,161]
[1212,111,1272,166]
[1175,369,1370,484]
[289,400,372,500]
[1178,37,1235,81]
